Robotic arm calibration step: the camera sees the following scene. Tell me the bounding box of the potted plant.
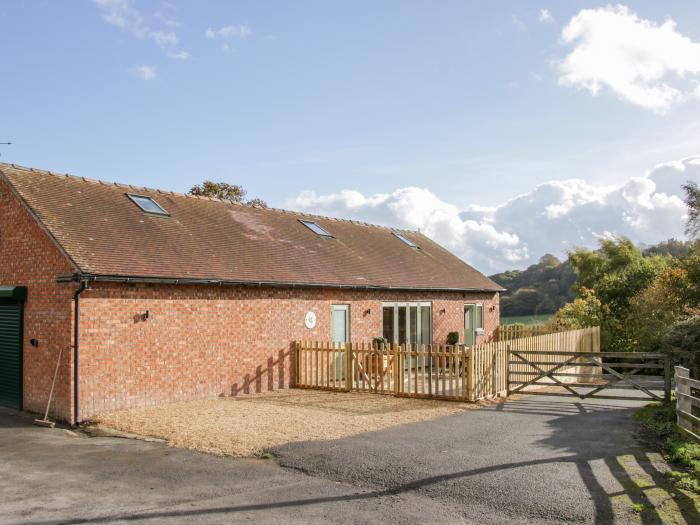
[446,332,459,346]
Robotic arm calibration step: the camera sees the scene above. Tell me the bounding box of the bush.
[663,316,700,377]
[373,336,389,348]
[446,332,459,345]
[635,402,700,494]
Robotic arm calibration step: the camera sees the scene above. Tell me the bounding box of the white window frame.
[466,302,485,336]
[381,301,432,345]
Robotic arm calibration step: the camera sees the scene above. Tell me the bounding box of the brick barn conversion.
[0,163,503,423]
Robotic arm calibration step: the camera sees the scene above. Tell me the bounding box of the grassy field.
[501,314,553,325]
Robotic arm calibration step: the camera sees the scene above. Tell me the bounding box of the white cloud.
[205,25,252,40]
[167,50,190,60]
[133,65,156,81]
[94,0,189,59]
[539,8,554,24]
[558,5,700,113]
[287,157,700,273]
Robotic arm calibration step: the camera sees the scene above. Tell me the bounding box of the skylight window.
[126,194,169,216]
[393,232,418,248]
[299,219,333,237]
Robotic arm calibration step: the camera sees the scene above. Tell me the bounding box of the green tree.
[559,238,668,352]
[189,181,267,207]
[663,316,700,378]
[683,181,700,239]
[624,266,692,353]
[554,287,603,329]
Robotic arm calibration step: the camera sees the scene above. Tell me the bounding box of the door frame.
[331,304,350,343]
[381,302,432,345]
[464,303,476,347]
[0,298,24,410]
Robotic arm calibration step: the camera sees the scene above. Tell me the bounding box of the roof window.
[299,219,333,237]
[126,194,169,216]
[393,232,418,248]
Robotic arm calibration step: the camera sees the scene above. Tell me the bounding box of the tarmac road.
[2,392,697,524]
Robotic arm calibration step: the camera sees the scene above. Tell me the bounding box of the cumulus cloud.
[287,157,700,273]
[539,8,554,24]
[94,0,190,59]
[558,5,700,112]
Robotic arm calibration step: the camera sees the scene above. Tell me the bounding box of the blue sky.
[3,1,700,271]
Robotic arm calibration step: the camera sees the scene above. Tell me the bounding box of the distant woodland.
[490,239,692,318]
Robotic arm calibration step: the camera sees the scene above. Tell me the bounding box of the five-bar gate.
[508,349,672,402]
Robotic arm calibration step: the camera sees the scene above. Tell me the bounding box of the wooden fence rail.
[294,326,600,402]
[675,366,700,442]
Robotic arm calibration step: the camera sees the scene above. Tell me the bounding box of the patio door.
[382,302,431,368]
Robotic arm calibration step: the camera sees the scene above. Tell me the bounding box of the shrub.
[635,402,700,494]
[662,316,700,377]
[373,336,389,348]
[446,332,459,345]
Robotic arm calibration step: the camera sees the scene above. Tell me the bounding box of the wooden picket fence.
[294,326,600,402]
[675,366,700,442]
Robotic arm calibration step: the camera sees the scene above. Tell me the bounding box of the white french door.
[382,302,432,369]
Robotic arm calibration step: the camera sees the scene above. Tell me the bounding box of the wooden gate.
[508,349,672,402]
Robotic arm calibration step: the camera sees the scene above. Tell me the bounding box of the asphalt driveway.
[1,393,698,524]
[273,394,700,524]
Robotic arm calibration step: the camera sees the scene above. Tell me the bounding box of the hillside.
[489,254,576,317]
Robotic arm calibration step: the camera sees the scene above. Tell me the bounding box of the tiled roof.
[0,163,503,292]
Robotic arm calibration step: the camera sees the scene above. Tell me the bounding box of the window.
[381,302,431,345]
[393,232,418,248]
[475,304,484,330]
[126,194,169,216]
[299,219,333,237]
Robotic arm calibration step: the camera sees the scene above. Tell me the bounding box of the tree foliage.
[663,316,700,378]
[490,254,576,316]
[188,181,267,208]
[683,181,700,239]
[554,288,604,330]
[546,235,700,353]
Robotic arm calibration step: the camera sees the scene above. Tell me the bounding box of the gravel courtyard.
[92,389,487,456]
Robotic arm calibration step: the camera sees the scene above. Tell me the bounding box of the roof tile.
[0,163,503,291]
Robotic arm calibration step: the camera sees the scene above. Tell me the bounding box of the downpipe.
[72,281,87,425]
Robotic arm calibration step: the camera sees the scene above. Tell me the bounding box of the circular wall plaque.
[304,311,317,329]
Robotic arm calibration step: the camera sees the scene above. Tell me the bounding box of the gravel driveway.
[92,390,478,456]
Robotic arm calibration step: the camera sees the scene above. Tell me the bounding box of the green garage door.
[0,300,22,409]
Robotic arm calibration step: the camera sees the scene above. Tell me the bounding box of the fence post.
[345,342,353,392]
[506,344,511,396]
[293,341,299,387]
[467,346,475,402]
[663,355,672,403]
[393,344,400,396]
[676,366,691,433]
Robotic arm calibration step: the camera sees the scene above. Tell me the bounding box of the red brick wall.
[77,283,498,419]
[0,177,75,421]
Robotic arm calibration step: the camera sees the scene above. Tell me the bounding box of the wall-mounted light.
[142,310,149,322]
[439,308,446,315]
[364,308,371,316]
[489,305,496,312]
[30,338,39,347]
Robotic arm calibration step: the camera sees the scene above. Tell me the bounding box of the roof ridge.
[0,162,417,233]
